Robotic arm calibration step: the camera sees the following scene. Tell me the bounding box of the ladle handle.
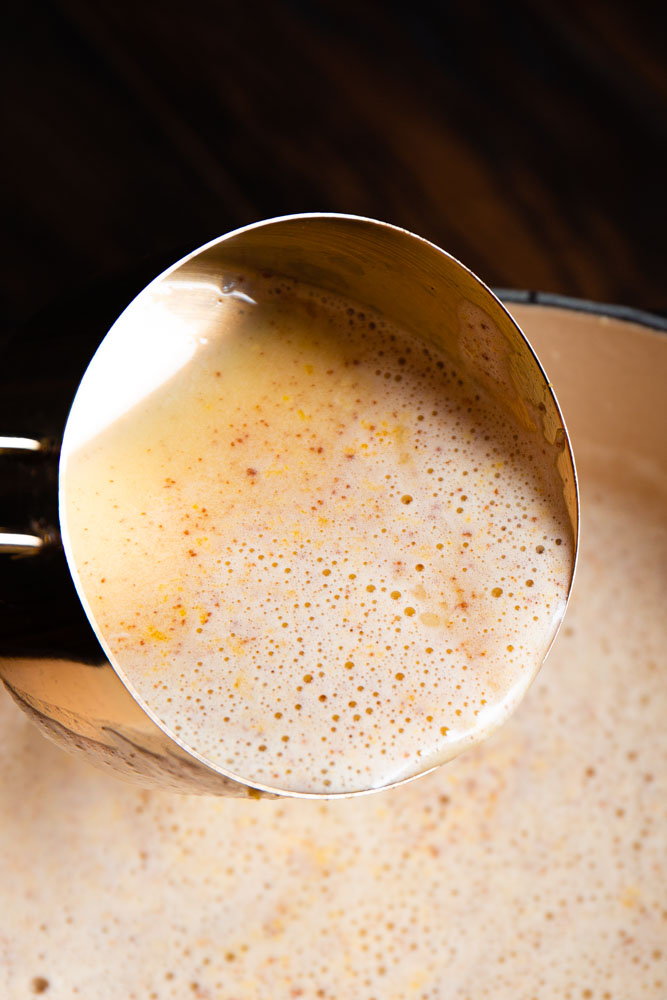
[0,436,60,556]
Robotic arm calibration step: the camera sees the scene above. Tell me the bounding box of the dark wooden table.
[3,0,666,346]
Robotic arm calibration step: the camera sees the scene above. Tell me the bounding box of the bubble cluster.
[65,272,573,793]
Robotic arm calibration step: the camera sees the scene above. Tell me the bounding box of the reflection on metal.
[0,533,44,555]
[1,435,47,556]
[0,436,42,452]
[1,658,268,797]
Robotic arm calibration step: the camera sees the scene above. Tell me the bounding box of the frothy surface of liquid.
[63,274,573,792]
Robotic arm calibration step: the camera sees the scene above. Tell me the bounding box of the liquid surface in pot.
[61,273,573,793]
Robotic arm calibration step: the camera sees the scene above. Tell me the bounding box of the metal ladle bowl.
[0,214,578,797]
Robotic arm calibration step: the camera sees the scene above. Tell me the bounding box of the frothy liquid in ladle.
[64,273,573,793]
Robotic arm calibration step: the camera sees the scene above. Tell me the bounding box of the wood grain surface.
[2,0,666,337]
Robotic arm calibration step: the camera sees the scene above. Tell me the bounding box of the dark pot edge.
[495,289,667,333]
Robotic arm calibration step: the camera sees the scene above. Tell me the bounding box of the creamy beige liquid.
[1,436,664,998]
[62,273,573,793]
